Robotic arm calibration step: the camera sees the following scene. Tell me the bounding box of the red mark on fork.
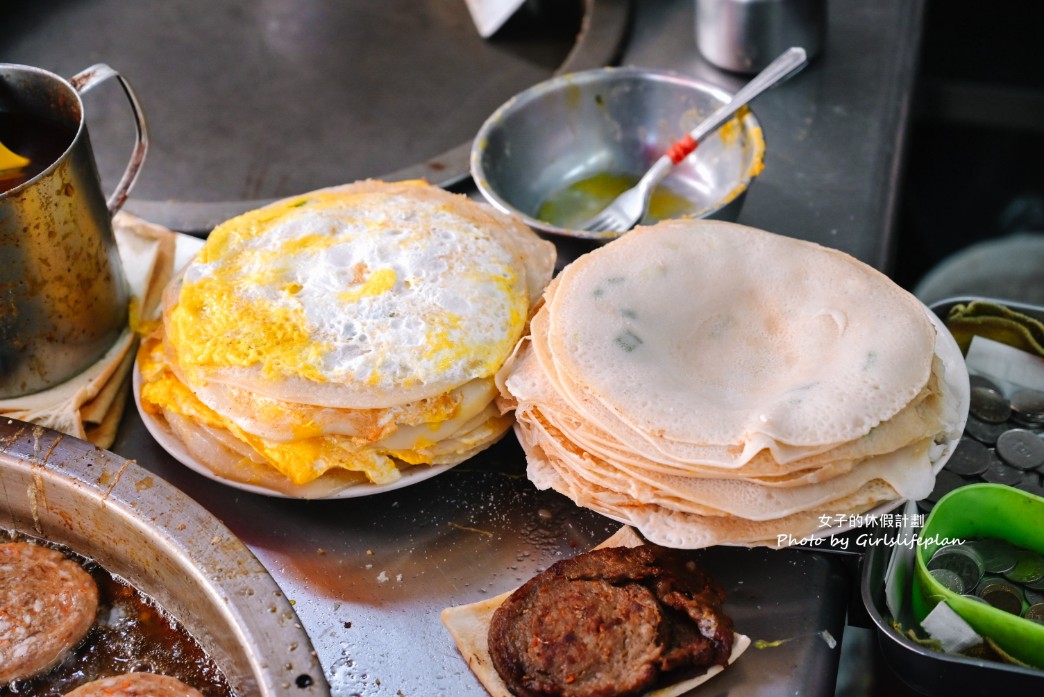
[666,135,698,164]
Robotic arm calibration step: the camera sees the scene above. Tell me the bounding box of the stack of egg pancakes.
[138,180,555,497]
[497,220,966,548]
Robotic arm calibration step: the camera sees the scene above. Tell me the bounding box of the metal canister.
[695,0,826,74]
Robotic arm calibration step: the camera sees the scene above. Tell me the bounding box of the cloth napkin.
[0,213,202,448]
[946,300,1044,358]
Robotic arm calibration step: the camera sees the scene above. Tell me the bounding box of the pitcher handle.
[70,64,149,216]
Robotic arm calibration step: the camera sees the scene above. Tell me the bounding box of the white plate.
[806,304,970,540]
[132,363,459,499]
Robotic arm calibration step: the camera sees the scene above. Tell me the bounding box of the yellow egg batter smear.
[168,274,331,383]
[168,180,530,395]
[141,333,424,485]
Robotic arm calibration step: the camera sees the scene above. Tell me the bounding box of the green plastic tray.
[912,483,1044,669]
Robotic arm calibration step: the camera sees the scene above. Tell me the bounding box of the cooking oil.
[1,533,233,697]
[536,173,696,230]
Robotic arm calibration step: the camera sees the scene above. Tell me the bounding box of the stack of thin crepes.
[497,220,963,548]
[138,180,555,497]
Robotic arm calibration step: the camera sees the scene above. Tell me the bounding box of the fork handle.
[663,46,809,166]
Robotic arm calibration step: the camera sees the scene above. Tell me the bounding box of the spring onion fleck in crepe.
[497,220,964,548]
[138,180,554,495]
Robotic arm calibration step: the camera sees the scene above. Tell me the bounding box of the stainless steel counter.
[5,1,924,695]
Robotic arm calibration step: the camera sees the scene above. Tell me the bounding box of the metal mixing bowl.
[0,419,330,696]
[471,66,765,239]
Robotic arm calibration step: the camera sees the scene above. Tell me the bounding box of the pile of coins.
[921,378,1044,510]
[927,537,1044,624]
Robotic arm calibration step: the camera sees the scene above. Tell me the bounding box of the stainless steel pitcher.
[0,63,148,397]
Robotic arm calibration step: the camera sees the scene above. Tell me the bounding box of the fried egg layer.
[168,180,536,404]
[139,333,510,485]
[144,180,555,489]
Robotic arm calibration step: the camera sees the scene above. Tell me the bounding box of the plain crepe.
[496,219,963,548]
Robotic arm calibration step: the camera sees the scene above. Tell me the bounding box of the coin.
[925,469,967,503]
[1011,389,1044,425]
[944,437,990,476]
[1025,588,1044,605]
[1025,573,1044,591]
[970,386,1012,424]
[964,416,1010,446]
[978,579,1024,615]
[980,457,1025,486]
[996,428,1044,470]
[965,540,1018,574]
[975,575,1008,593]
[1005,550,1044,584]
[928,545,984,592]
[969,374,1003,394]
[1025,604,1044,624]
[1014,479,1044,498]
[930,568,966,594]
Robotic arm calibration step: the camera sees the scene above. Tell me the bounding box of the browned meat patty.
[0,541,99,682]
[64,672,206,696]
[488,544,733,697]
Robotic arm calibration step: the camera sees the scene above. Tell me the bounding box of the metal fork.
[580,46,808,236]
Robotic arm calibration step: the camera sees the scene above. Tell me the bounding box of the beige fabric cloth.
[0,213,201,448]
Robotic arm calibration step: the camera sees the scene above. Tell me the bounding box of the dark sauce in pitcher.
[1,533,235,697]
[0,112,76,192]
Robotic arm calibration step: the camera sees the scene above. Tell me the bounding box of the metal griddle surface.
[111,415,851,697]
[1,1,589,210]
